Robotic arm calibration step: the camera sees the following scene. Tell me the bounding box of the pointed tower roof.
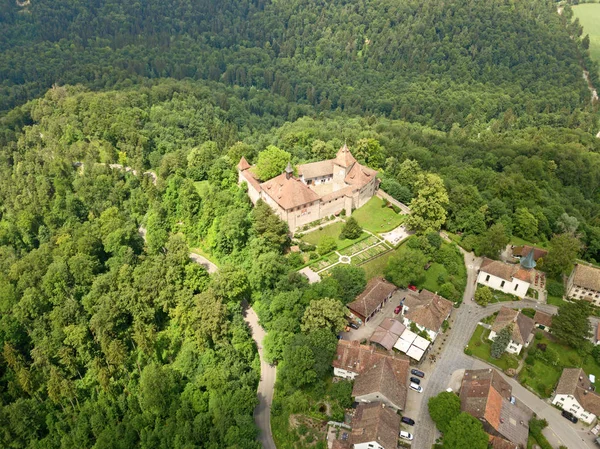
[520,249,536,270]
[285,161,293,174]
[237,156,251,171]
[334,143,357,168]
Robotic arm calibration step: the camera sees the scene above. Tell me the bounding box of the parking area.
[339,289,408,341]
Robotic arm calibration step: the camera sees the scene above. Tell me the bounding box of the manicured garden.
[300,221,367,251]
[351,197,404,233]
[465,325,520,372]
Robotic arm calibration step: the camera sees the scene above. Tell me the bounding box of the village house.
[401,289,453,342]
[477,258,532,299]
[347,277,397,325]
[332,402,401,449]
[332,340,409,411]
[567,264,600,306]
[488,307,535,355]
[460,369,531,449]
[237,144,378,232]
[552,368,600,424]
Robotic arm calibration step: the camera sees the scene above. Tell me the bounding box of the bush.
[317,237,337,255]
[339,217,362,240]
[475,286,493,306]
[464,348,473,356]
[535,331,543,340]
[547,279,565,297]
[287,252,305,268]
[521,308,536,318]
[309,251,319,260]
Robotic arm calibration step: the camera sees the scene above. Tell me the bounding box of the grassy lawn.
[547,294,568,307]
[520,333,600,397]
[351,197,404,233]
[466,325,520,372]
[574,4,600,74]
[300,221,367,251]
[421,263,448,293]
[509,236,548,249]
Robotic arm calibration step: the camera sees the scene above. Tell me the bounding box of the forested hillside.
[1,0,600,448]
[0,0,598,131]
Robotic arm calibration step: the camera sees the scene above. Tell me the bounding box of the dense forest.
[1,0,600,447]
[0,0,598,131]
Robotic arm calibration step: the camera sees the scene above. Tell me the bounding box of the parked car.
[561,410,578,423]
[348,322,359,330]
[408,284,418,292]
[399,430,413,440]
[410,377,421,385]
[411,369,425,378]
[394,305,403,314]
[409,383,423,393]
[401,417,415,426]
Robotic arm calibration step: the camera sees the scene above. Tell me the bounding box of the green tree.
[491,325,512,358]
[428,391,461,434]
[544,233,581,279]
[443,412,489,449]
[405,173,449,233]
[514,207,538,241]
[317,236,337,255]
[552,301,591,349]
[477,223,509,259]
[354,138,385,169]
[254,145,291,181]
[339,217,363,240]
[397,159,422,192]
[329,265,367,304]
[187,141,220,181]
[301,298,347,334]
[474,286,493,306]
[385,247,427,287]
[280,339,317,389]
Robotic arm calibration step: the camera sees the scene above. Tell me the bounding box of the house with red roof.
[237,144,379,232]
[477,258,532,299]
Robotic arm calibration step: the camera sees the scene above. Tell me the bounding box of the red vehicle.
[394,305,403,314]
[408,284,418,292]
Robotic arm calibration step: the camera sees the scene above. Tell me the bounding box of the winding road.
[137,221,276,449]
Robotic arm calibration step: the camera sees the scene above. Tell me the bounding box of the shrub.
[464,348,473,356]
[535,331,543,340]
[339,217,362,240]
[317,237,337,255]
[309,251,319,260]
[547,279,565,297]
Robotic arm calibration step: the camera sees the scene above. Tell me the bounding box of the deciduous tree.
[405,173,449,233]
[301,298,347,334]
[254,145,291,181]
[428,391,461,433]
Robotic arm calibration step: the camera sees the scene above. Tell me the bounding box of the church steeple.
[520,249,536,270]
[285,161,294,179]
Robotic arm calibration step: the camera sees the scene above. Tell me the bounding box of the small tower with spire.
[285,161,294,180]
[520,249,536,270]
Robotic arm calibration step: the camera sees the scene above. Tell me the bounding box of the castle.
[237,144,379,232]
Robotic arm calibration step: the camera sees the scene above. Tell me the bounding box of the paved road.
[189,253,218,274]
[411,247,594,449]
[243,306,277,449]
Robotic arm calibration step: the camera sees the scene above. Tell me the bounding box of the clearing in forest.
[573,4,600,73]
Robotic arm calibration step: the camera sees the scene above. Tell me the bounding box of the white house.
[477,258,531,299]
[552,368,600,424]
[401,289,453,342]
[488,307,535,355]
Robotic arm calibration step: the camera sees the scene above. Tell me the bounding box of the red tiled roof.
[237,156,251,171]
[347,278,397,319]
[403,289,453,333]
[512,245,548,261]
[533,311,553,328]
[334,144,357,168]
[350,402,401,449]
[260,172,320,210]
[344,162,376,187]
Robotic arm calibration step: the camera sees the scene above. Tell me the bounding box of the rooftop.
[480,258,533,283]
[260,172,320,210]
[403,289,453,332]
[353,357,409,410]
[556,368,600,416]
[370,318,406,351]
[460,369,530,448]
[512,245,548,261]
[347,277,397,319]
[572,264,600,292]
[491,307,535,346]
[350,402,401,449]
[533,310,553,328]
